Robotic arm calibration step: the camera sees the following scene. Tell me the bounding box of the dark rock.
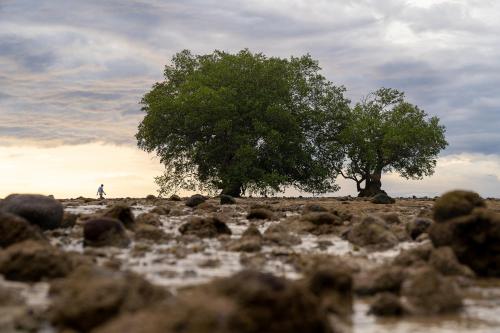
[368,292,403,316]
[354,266,406,295]
[263,224,301,246]
[406,217,432,240]
[95,270,333,333]
[0,211,45,248]
[0,240,74,282]
[101,204,135,229]
[0,194,63,230]
[429,207,500,276]
[135,212,162,227]
[150,205,170,215]
[185,194,206,207]
[433,190,485,222]
[303,204,328,213]
[169,194,181,201]
[247,208,275,220]
[393,243,433,267]
[241,225,263,238]
[346,215,398,250]
[370,193,395,204]
[429,246,475,277]
[146,194,156,200]
[227,237,262,252]
[301,212,342,225]
[400,266,462,315]
[134,224,170,242]
[179,216,231,238]
[49,266,168,332]
[83,218,130,248]
[220,195,236,205]
[61,212,78,228]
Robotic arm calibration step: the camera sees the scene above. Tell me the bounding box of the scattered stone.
[169,194,182,201]
[355,265,406,295]
[0,211,45,248]
[134,224,170,242]
[400,266,462,315]
[83,218,130,248]
[371,193,395,204]
[227,237,262,252]
[301,212,342,225]
[101,204,135,229]
[369,292,403,316]
[185,194,206,207]
[247,208,275,220]
[303,204,328,213]
[429,206,500,276]
[0,194,63,230]
[135,212,162,227]
[179,216,231,238]
[429,246,475,277]
[378,212,401,224]
[393,243,433,267]
[346,215,398,250]
[49,266,168,332]
[146,194,156,200]
[220,194,236,205]
[60,212,78,228]
[0,285,24,306]
[0,240,74,282]
[433,190,485,222]
[406,217,432,240]
[150,205,170,215]
[263,224,301,246]
[241,225,263,238]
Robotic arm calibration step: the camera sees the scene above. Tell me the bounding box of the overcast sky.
[1,0,499,198]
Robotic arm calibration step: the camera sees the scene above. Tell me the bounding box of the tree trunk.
[221,182,243,198]
[358,172,386,197]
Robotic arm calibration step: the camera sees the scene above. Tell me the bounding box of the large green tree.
[337,88,448,197]
[136,49,349,197]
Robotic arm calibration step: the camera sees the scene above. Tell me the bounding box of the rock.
[400,266,462,315]
[354,265,406,295]
[433,190,485,222]
[378,212,401,224]
[346,215,398,251]
[101,204,135,229]
[303,204,328,213]
[241,225,263,238]
[429,207,500,276]
[429,246,475,277]
[227,237,262,252]
[0,211,45,248]
[211,270,333,333]
[301,212,342,225]
[185,194,206,207]
[146,194,156,200]
[263,223,301,246]
[150,206,170,215]
[370,193,395,204]
[135,212,162,227]
[179,216,231,238]
[306,264,353,317]
[406,217,432,240]
[368,292,403,316]
[220,195,236,205]
[83,218,130,248]
[393,243,433,267]
[0,240,74,282]
[134,224,170,242]
[247,208,275,220]
[49,266,168,332]
[0,285,24,306]
[95,270,333,333]
[61,212,78,228]
[169,194,181,201]
[0,194,63,230]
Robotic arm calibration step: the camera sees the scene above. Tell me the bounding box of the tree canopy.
[337,88,448,197]
[136,49,349,197]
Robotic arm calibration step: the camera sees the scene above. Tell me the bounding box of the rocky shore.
[1,191,500,332]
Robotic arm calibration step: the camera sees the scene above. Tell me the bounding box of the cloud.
[0,0,499,160]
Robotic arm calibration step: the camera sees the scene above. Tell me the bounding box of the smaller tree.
[337,88,448,197]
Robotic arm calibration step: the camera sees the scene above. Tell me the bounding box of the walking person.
[97,184,106,199]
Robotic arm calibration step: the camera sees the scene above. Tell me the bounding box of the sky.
[1,0,499,198]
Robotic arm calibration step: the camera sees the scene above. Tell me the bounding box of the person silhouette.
[97,184,106,199]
